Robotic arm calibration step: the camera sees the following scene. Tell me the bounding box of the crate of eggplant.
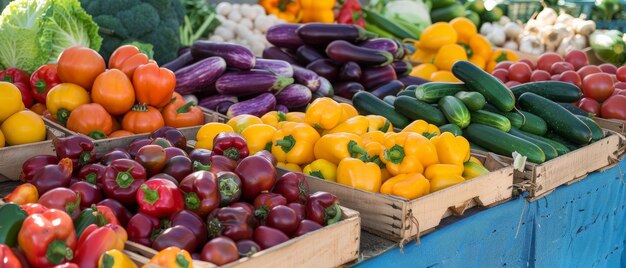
[164,23,427,118]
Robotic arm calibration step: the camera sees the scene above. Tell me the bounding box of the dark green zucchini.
[470,110,511,132]
[469,142,487,151]
[558,102,589,116]
[464,124,546,164]
[397,90,417,98]
[352,91,411,128]
[576,115,605,141]
[510,81,583,102]
[508,127,558,160]
[452,60,515,112]
[545,132,580,151]
[394,96,447,126]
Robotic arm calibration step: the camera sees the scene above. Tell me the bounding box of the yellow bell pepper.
[261,111,288,128]
[430,70,461,82]
[324,115,369,135]
[430,175,465,192]
[401,120,440,138]
[468,34,492,60]
[361,131,387,146]
[277,162,302,172]
[467,156,482,165]
[195,123,234,150]
[380,173,430,199]
[303,159,337,182]
[434,44,468,71]
[241,124,277,155]
[424,164,464,180]
[364,141,385,159]
[299,0,335,23]
[449,17,477,44]
[98,249,137,268]
[463,161,490,180]
[339,103,358,123]
[286,112,305,122]
[419,22,458,50]
[144,246,194,268]
[0,82,25,123]
[272,122,320,164]
[337,157,382,192]
[430,132,470,166]
[314,132,369,165]
[380,132,438,175]
[1,110,46,146]
[46,83,90,125]
[227,114,263,133]
[469,55,487,70]
[411,49,437,65]
[486,49,519,73]
[259,0,301,22]
[366,115,393,133]
[0,130,5,148]
[305,97,343,130]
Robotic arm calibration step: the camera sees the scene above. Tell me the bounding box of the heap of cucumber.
[352,60,604,164]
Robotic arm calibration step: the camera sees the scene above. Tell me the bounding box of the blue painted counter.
[357,159,626,267]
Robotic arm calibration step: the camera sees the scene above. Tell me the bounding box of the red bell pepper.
[20,155,58,181]
[38,187,82,220]
[18,209,77,267]
[171,210,209,248]
[101,148,132,166]
[14,82,33,108]
[306,191,341,226]
[30,63,61,104]
[152,225,198,253]
[179,171,220,218]
[97,199,133,227]
[21,203,48,215]
[102,159,147,205]
[212,132,249,161]
[136,178,184,218]
[127,212,165,247]
[78,163,106,188]
[135,144,168,176]
[70,181,103,209]
[1,68,30,85]
[151,126,188,150]
[53,136,97,170]
[235,155,276,201]
[337,0,365,27]
[0,245,22,268]
[73,224,127,268]
[253,192,287,220]
[207,207,255,241]
[273,172,310,204]
[26,158,73,195]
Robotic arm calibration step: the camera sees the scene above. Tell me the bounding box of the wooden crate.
[125,207,360,268]
[477,132,623,199]
[277,152,514,242]
[594,117,626,135]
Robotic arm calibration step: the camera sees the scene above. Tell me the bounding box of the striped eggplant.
[266,24,304,49]
[276,104,289,113]
[313,77,334,99]
[227,93,276,117]
[293,65,320,92]
[254,59,294,77]
[199,95,238,111]
[276,84,312,109]
[297,23,376,45]
[215,70,294,96]
[175,57,227,94]
[191,41,256,70]
[262,47,297,64]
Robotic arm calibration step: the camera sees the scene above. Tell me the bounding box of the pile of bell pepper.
[3,125,341,266]
[259,0,335,23]
[410,18,519,82]
[0,80,46,148]
[194,97,490,200]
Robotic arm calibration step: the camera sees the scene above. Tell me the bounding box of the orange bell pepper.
[162,101,205,128]
[3,183,38,205]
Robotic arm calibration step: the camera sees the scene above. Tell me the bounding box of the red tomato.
[582,73,615,102]
[619,91,626,97]
[564,49,588,70]
[505,81,521,88]
[613,89,623,96]
[578,97,601,116]
[495,61,514,70]
[610,74,618,84]
[615,82,626,90]
[492,69,509,83]
[530,70,551,81]
[537,53,563,72]
[616,66,626,82]
[520,59,535,69]
[599,63,617,74]
[577,65,602,80]
[551,62,574,74]
[559,71,582,88]
[601,95,626,119]
[508,62,532,83]
[551,74,561,81]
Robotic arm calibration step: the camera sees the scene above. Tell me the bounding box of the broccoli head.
[79,0,184,64]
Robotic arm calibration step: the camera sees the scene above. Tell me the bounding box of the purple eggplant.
[398,75,429,86]
[275,84,312,109]
[337,62,362,82]
[292,65,320,92]
[266,24,304,49]
[276,104,289,113]
[360,38,400,58]
[163,51,196,72]
[216,102,235,115]
[370,80,404,99]
[392,61,413,77]
[296,23,376,45]
[254,59,294,77]
[191,41,256,70]
[326,40,393,66]
[263,47,297,64]
[227,93,276,117]
[317,77,333,97]
[199,95,238,111]
[361,65,397,90]
[306,59,339,81]
[296,46,324,65]
[216,70,294,96]
[175,57,227,94]
[334,82,364,99]
[396,42,407,59]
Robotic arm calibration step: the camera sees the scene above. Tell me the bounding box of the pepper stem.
[264,142,273,152]
[102,253,114,268]
[254,206,270,220]
[223,147,241,161]
[46,240,73,264]
[325,203,342,225]
[131,104,148,112]
[275,135,296,153]
[89,130,107,140]
[184,192,200,210]
[422,131,437,139]
[115,167,135,188]
[176,252,190,268]
[383,144,405,164]
[65,194,80,216]
[35,79,47,94]
[141,184,160,205]
[193,161,211,171]
[378,120,391,132]
[85,173,97,185]
[309,170,325,180]
[206,218,223,238]
[347,140,369,160]
[176,101,195,114]
[277,112,287,122]
[79,151,92,166]
[57,108,70,126]
[219,176,240,202]
[369,155,386,168]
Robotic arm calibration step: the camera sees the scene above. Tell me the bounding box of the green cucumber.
[353,91,410,128]
[454,91,485,111]
[464,124,546,164]
[505,111,548,136]
[438,96,470,128]
[432,0,457,9]
[470,110,511,132]
[414,82,466,103]
[545,132,580,151]
[383,95,396,106]
[518,93,592,145]
[431,3,466,23]
[439,124,462,136]
[0,203,27,247]
[394,96,447,126]
[469,142,487,151]
[508,127,558,160]
[558,102,589,116]
[576,115,605,141]
[510,81,583,102]
[397,90,416,98]
[362,9,415,39]
[515,129,571,156]
[482,103,501,114]
[452,61,515,112]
